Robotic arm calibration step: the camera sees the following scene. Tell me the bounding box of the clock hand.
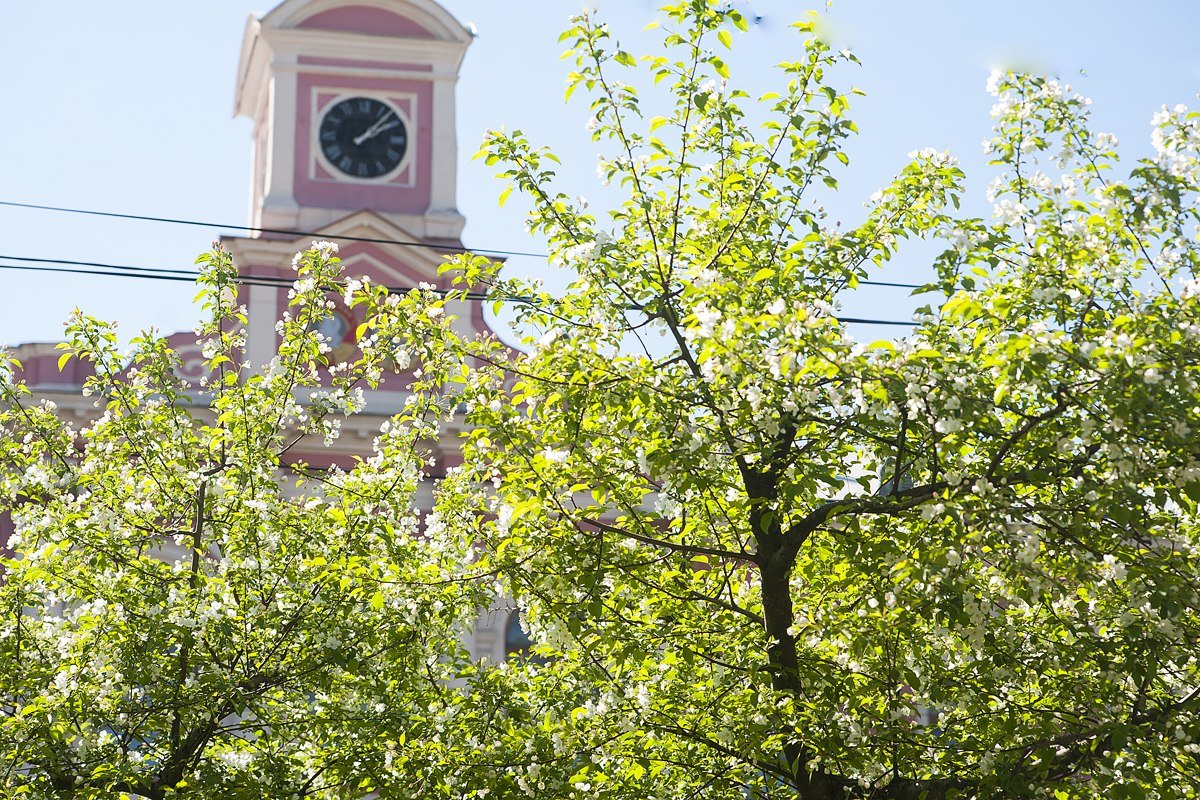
[353,114,397,146]
[352,124,380,147]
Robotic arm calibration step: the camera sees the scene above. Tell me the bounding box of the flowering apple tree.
[362,2,1200,798]
[0,246,481,799]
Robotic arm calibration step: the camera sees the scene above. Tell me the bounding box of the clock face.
[312,311,350,346]
[310,308,359,362]
[318,96,408,179]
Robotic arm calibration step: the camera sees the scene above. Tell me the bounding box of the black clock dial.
[318,96,408,178]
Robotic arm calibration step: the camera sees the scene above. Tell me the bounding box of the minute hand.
[353,118,399,146]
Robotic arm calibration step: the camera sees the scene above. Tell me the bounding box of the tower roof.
[234,0,471,118]
[259,0,471,42]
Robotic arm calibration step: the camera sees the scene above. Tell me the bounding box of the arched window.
[504,609,534,661]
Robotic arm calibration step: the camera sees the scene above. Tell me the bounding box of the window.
[504,609,534,661]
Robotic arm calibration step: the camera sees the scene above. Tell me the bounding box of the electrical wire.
[0,199,927,290]
[0,199,543,259]
[0,255,201,281]
[0,255,918,327]
[0,255,492,299]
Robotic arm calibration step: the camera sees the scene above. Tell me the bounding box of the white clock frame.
[310,89,417,186]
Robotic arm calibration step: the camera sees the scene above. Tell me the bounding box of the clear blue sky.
[2,1,1198,347]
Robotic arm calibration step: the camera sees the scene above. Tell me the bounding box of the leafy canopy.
[0,245,482,799]
[359,2,1200,798]
[5,2,1200,799]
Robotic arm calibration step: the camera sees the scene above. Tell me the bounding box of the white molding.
[272,63,457,82]
[246,282,278,369]
[266,28,467,72]
[236,29,466,122]
[224,209,452,262]
[233,16,266,117]
[259,66,300,228]
[429,71,457,216]
[419,210,466,241]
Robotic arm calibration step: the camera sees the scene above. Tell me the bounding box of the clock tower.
[232,0,471,238]
[222,0,489,388]
[221,0,509,663]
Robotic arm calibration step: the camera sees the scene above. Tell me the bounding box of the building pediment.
[222,208,460,286]
[262,0,471,42]
[235,0,471,120]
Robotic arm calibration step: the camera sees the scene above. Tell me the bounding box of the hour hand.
[353,114,395,146]
[352,125,378,147]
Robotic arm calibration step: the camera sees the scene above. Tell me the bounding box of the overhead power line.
[0,255,918,327]
[0,199,927,291]
[0,199,544,259]
[0,255,200,281]
[836,317,915,327]
[0,255,493,299]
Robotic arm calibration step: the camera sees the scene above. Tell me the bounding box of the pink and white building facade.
[4,0,527,660]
